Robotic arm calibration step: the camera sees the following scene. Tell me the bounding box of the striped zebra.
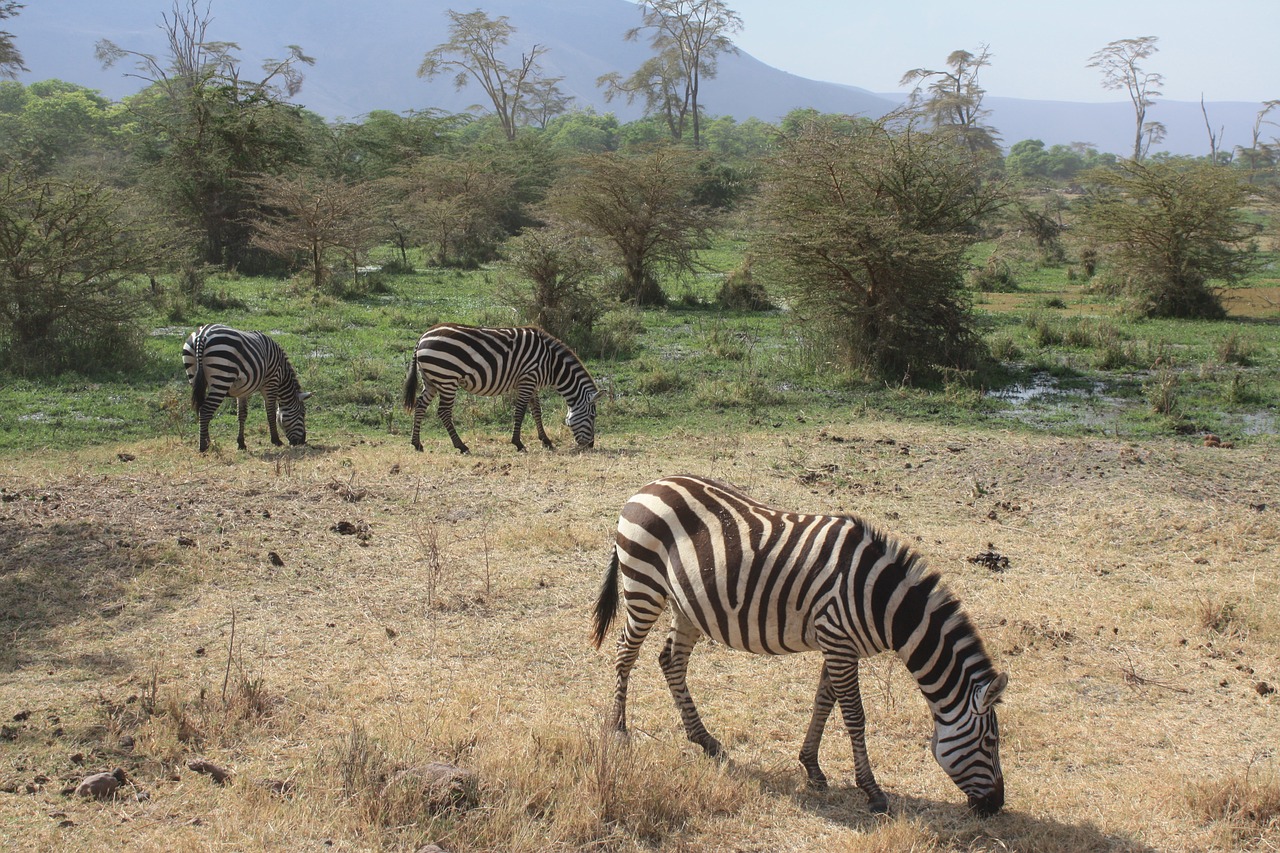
[182,324,311,453]
[591,475,1008,816]
[402,323,599,454]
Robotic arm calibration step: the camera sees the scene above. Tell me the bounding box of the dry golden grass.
[1,415,1277,851]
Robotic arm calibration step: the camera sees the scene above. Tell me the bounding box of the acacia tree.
[547,146,714,305]
[499,223,604,351]
[97,0,314,270]
[388,153,516,268]
[1088,36,1164,161]
[900,46,1000,155]
[248,172,380,291]
[1075,159,1257,319]
[0,1,26,79]
[0,166,182,374]
[601,0,742,147]
[418,9,567,142]
[753,115,1003,380]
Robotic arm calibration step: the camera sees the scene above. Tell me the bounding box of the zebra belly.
[665,573,820,655]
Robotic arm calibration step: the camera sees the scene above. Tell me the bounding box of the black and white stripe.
[402,323,599,454]
[592,475,1007,816]
[182,324,311,453]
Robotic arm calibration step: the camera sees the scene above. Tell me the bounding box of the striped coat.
[403,323,599,453]
[593,475,1007,816]
[182,324,311,453]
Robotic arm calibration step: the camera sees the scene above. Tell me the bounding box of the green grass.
[2,241,1278,455]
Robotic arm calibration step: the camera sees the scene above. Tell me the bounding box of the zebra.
[402,323,599,454]
[182,324,312,453]
[591,475,1008,816]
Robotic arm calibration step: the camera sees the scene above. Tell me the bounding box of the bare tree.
[1200,96,1224,164]
[900,45,1000,155]
[417,9,566,141]
[1088,36,1164,161]
[0,1,26,79]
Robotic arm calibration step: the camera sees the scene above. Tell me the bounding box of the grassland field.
[0,240,1277,851]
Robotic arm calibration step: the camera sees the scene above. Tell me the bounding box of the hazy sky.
[724,0,1279,104]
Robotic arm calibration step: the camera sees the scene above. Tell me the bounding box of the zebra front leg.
[509,383,533,452]
[659,615,723,758]
[262,391,283,447]
[529,395,554,450]
[799,663,837,790]
[825,653,888,814]
[435,388,469,454]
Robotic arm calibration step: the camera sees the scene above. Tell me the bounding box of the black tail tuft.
[402,358,419,412]
[591,548,620,649]
[190,333,207,410]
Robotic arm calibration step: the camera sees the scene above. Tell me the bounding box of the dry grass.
[1,416,1277,851]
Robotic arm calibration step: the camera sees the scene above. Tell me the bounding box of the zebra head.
[278,390,313,446]
[930,671,1007,816]
[565,389,599,449]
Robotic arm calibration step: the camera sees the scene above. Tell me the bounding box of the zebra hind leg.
[798,662,837,790]
[824,653,889,814]
[237,396,253,450]
[658,614,724,759]
[409,383,436,452]
[609,598,665,740]
[435,388,470,454]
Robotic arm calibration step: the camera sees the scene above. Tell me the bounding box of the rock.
[75,769,127,799]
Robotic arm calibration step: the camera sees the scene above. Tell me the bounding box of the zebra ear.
[299,391,313,401]
[975,672,1008,713]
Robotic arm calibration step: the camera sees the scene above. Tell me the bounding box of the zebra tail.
[402,358,419,412]
[191,345,207,411]
[591,548,621,649]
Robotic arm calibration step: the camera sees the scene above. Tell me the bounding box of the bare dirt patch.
[1,421,1276,851]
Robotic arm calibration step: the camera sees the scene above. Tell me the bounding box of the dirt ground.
[1,417,1277,851]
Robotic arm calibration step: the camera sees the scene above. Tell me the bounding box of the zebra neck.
[896,611,994,722]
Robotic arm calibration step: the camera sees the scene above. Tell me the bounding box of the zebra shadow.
[741,765,1156,851]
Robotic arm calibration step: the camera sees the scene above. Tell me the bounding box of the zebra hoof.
[700,738,726,760]
[804,771,828,791]
[865,793,889,815]
[411,441,423,452]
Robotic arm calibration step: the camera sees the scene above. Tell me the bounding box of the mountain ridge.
[9,0,1264,156]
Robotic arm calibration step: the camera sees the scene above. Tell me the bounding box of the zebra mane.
[865,524,997,682]
[533,326,598,394]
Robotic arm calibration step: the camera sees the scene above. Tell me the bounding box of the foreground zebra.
[592,475,1008,816]
[182,324,311,453]
[403,323,599,453]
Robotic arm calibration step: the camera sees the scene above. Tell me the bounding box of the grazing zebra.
[592,475,1008,816]
[402,323,599,454]
[182,324,311,453]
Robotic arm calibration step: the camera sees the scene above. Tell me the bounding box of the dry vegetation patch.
[1,420,1276,851]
